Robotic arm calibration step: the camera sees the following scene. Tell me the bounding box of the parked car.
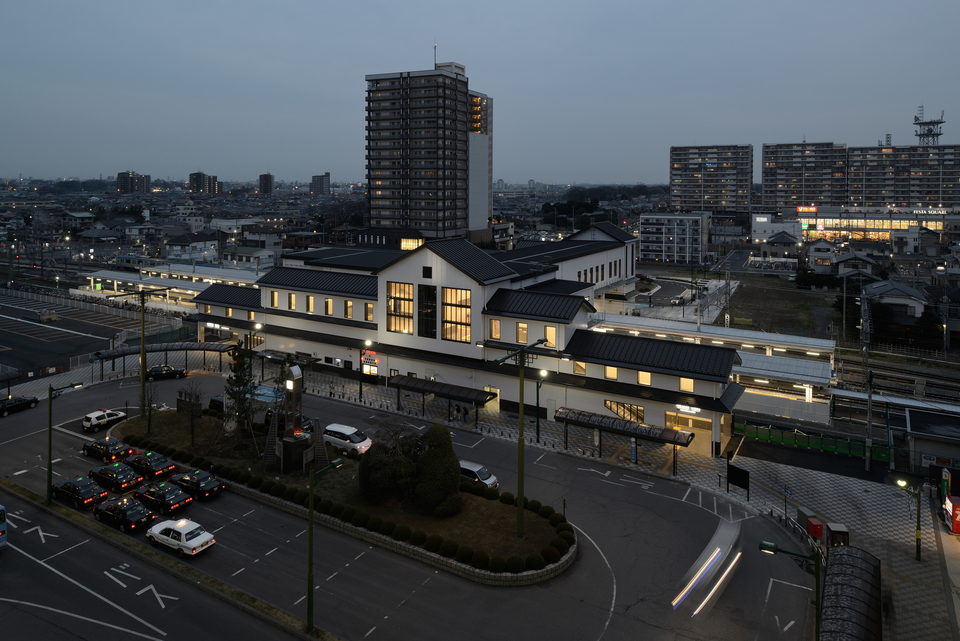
[459,460,499,489]
[82,409,127,433]
[134,482,193,515]
[169,470,226,499]
[146,365,186,381]
[82,437,135,463]
[51,476,109,509]
[124,452,177,479]
[88,463,144,494]
[93,497,156,533]
[0,395,39,417]
[146,518,216,556]
[322,423,372,455]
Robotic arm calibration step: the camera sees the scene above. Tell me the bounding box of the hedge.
[424,534,443,553]
[538,505,555,519]
[549,512,567,527]
[237,472,251,485]
[318,499,333,515]
[556,522,574,534]
[525,553,546,571]
[499,492,514,505]
[527,499,542,513]
[470,550,489,570]
[228,470,241,482]
[293,489,308,505]
[550,537,570,556]
[366,516,383,533]
[269,483,286,498]
[282,487,298,503]
[392,525,412,542]
[340,506,356,523]
[438,539,459,558]
[541,546,561,565]
[459,481,473,493]
[506,556,526,574]
[352,512,369,529]
[259,480,275,495]
[380,520,396,537]
[410,530,427,546]
[329,503,344,518]
[455,545,473,564]
[483,487,499,501]
[471,484,485,497]
[558,530,575,547]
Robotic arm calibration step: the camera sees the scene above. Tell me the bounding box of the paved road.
[0,375,812,640]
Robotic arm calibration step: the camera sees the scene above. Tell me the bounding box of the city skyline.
[3,1,958,186]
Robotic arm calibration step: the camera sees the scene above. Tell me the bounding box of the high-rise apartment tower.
[117,171,151,194]
[365,62,492,238]
[259,173,274,196]
[669,145,753,212]
[311,173,331,196]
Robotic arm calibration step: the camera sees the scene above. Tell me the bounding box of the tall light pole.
[46,381,84,504]
[759,541,821,640]
[359,340,372,403]
[897,479,922,562]
[247,322,262,381]
[108,286,172,417]
[536,370,546,443]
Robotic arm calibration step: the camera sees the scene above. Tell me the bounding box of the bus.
[0,503,6,549]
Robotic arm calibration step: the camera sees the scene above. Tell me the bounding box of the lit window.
[573,361,586,375]
[324,298,333,315]
[605,366,617,380]
[247,310,255,321]
[365,303,374,322]
[441,288,470,343]
[287,293,295,311]
[680,377,694,392]
[307,296,314,313]
[344,300,353,319]
[270,291,278,308]
[225,307,232,317]
[517,322,527,344]
[490,318,500,341]
[544,326,557,349]
[204,304,211,314]
[638,371,651,385]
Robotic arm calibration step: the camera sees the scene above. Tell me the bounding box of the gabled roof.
[836,252,878,265]
[521,279,593,295]
[191,283,262,308]
[483,288,595,323]
[862,280,926,300]
[566,221,636,243]
[419,238,517,284]
[291,246,406,271]
[256,266,378,298]
[496,240,619,278]
[564,329,740,382]
[765,231,799,245]
[167,231,218,246]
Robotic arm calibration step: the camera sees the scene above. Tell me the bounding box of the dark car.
[169,470,226,499]
[124,452,177,479]
[93,497,156,533]
[89,463,145,494]
[147,365,186,381]
[0,395,39,417]
[264,409,313,432]
[51,476,109,509]
[134,482,193,515]
[82,437,135,463]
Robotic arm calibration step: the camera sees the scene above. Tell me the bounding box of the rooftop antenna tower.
[433,39,437,68]
[877,134,891,146]
[914,105,945,145]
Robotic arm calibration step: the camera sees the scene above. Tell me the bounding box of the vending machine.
[945,496,960,535]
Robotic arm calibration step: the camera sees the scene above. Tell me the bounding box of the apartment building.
[669,145,753,212]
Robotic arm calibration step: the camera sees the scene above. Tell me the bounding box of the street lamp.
[359,340,372,403]
[536,370,546,443]
[46,381,84,504]
[759,540,821,640]
[897,479,922,562]
[247,322,263,381]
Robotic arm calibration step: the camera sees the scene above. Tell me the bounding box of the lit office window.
[573,361,586,375]
[441,287,470,343]
[516,322,527,344]
[605,366,617,380]
[490,319,500,340]
[680,377,694,392]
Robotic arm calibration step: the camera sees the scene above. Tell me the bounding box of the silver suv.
[459,460,498,489]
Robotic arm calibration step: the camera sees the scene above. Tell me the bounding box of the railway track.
[836,358,960,403]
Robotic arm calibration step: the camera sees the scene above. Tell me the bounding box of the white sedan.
[146,519,216,556]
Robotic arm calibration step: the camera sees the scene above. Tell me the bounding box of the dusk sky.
[4,1,958,187]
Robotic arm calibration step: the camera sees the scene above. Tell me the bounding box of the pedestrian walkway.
[12,362,957,640]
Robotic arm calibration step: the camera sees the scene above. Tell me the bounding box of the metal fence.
[2,288,183,329]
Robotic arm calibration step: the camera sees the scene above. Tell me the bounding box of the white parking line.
[232,568,245,577]
[265,547,277,556]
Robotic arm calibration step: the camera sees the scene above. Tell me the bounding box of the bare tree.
[178,380,203,448]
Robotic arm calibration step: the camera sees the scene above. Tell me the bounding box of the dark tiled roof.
[256,267,378,298]
[765,231,799,244]
[564,329,739,382]
[569,221,635,242]
[483,288,595,322]
[495,241,618,278]
[191,283,262,308]
[423,238,517,284]
[291,246,405,271]
[521,279,593,295]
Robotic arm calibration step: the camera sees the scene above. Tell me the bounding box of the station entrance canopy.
[554,407,695,447]
[388,375,498,407]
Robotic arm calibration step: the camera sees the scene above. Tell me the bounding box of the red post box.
[806,517,824,538]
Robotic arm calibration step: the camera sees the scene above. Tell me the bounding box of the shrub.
[550,537,570,556]
[549,512,567,527]
[555,522,574,534]
[499,492,514,505]
[558,530,576,547]
[392,525,412,542]
[366,516,383,533]
[162,446,176,458]
[424,534,443,553]
[541,546,561,565]
[455,545,473,564]
[410,530,427,546]
[506,556,526,574]
[347,449,359,460]
[483,487,499,501]
[489,556,506,573]
[470,550,489,570]
[438,539,458,558]
[126,435,141,446]
[174,450,187,462]
[259,480,275,495]
[413,425,461,513]
[247,476,264,490]
[340,506,356,523]
[517,496,529,509]
[527,499,542,513]
[293,490,308,505]
[539,505,555,519]
[459,481,473,493]
[329,503,344,518]
[193,458,209,470]
[433,493,463,517]
[525,553,546,571]
[217,465,233,478]
[352,512,369,529]
[227,470,241,482]
[318,499,333,515]
[471,484,485,497]
[270,483,286,498]
[380,520,396,537]
[233,472,247,485]
[282,487,298,503]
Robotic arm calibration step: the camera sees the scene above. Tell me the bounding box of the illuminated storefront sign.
[797,206,818,213]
